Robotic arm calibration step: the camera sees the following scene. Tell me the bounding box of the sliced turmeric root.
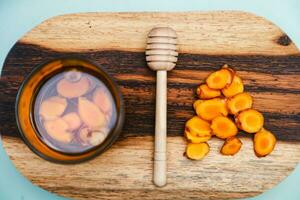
[206,65,234,89]
[78,97,107,129]
[79,127,108,146]
[89,130,108,146]
[211,116,238,139]
[195,98,228,121]
[193,99,204,110]
[185,116,211,143]
[62,112,82,131]
[93,88,112,114]
[39,96,67,120]
[221,137,242,155]
[44,118,73,143]
[64,70,82,82]
[196,84,221,99]
[254,128,276,157]
[57,76,90,98]
[186,142,210,160]
[227,92,253,115]
[236,109,264,133]
[222,75,244,98]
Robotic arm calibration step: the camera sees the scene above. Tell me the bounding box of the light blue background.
[0,0,299,199]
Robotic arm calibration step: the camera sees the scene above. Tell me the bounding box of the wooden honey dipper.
[146,27,178,187]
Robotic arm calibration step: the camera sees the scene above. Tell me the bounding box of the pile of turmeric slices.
[184,64,277,160]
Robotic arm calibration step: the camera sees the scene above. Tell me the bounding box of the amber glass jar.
[16,58,124,164]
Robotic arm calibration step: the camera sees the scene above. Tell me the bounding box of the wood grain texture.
[0,12,300,200]
[1,46,300,141]
[2,136,300,200]
[19,12,298,55]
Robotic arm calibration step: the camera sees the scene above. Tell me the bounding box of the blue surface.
[0,0,299,199]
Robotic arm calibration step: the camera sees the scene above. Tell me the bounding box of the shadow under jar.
[16,58,124,164]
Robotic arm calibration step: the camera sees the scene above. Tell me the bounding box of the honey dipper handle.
[153,70,167,187]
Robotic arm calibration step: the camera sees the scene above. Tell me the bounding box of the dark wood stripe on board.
[3,43,300,75]
[1,43,300,141]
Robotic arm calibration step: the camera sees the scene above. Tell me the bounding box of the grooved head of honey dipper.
[146,27,178,71]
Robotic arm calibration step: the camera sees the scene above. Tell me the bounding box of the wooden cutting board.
[0,12,300,200]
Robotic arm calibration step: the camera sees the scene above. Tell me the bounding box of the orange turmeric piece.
[195,98,228,121]
[186,64,276,159]
[193,99,204,110]
[186,142,210,160]
[206,65,234,89]
[227,92,253,115]
[254,128,276,157]
[185,116,211,143]
[221,137,242,155]
[236,109,264,133]
[196,84,221,99]
[222,75,244,98]
[211,116,238,139]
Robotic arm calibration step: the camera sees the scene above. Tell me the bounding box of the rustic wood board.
[1,12,300,200]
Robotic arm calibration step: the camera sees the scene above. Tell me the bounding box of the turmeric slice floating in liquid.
[211,116,238,139]
[196,84,221,99]
[62,112,82,131]
[186,142,210,160]
[227,92,253,115]
[221,137,242,155]
[184,116,211,143]
[78,97,107,129]
[236,109,264,133]
[39,96,67,120]
[222,75,244,98]
[57,76,90,98]
[44,118,73,144]
[254,128,276,157]
[195,98,228,121]
[206,65,234,89]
